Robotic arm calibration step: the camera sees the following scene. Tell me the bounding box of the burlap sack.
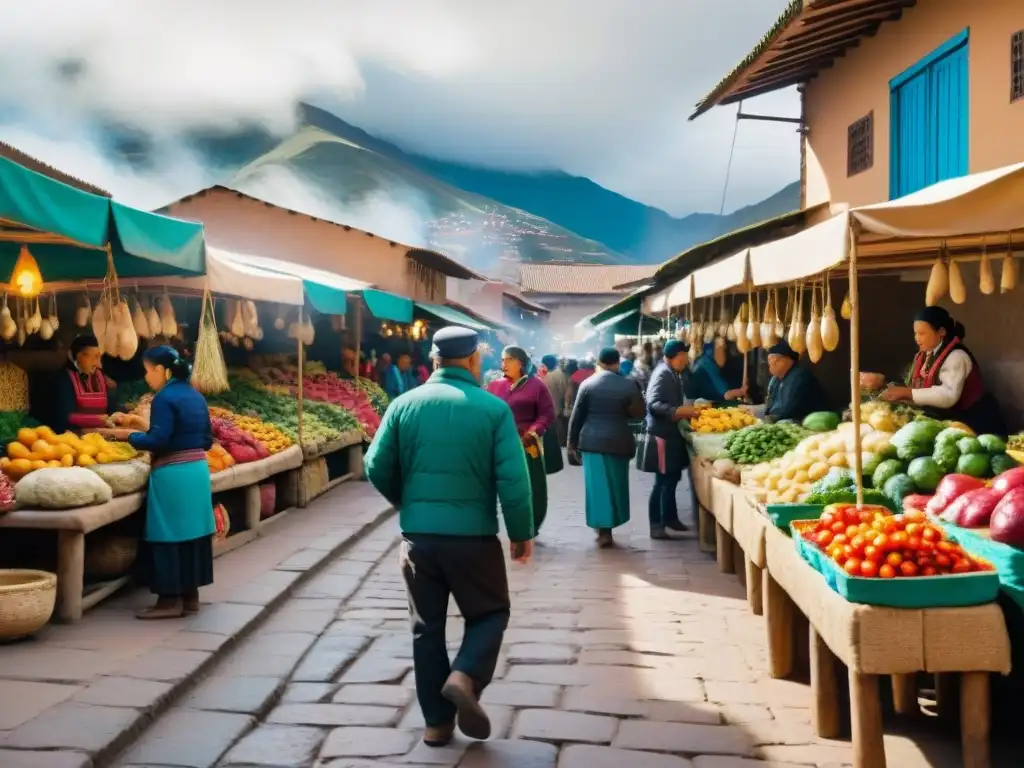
[731,491,768,568]
[692,457,713,511]
[922,605,1011,674]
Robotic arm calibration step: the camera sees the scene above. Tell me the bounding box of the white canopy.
[643,275,692,314]
[747,212,851,286]
[853,161,1024,239]
[691,249,750,299]
[88,246,307,306]
[228,252,371,293]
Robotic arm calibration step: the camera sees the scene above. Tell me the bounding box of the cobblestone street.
[69,464,1008,767]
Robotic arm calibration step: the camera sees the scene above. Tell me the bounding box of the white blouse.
[911,349,972,410]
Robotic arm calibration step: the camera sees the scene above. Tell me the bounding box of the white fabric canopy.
[691,249,749,299]
[853,161,1024,238]
[226,251,371,292]
[747,212,851,286]
[643,275,692,313]
[122,247,306,305]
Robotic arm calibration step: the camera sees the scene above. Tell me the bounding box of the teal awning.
[363,289,413,323]
[415,302,491,331]
[304,281,348,315]
[583,291,644,328]
[596,309,661,336]
[0,155,206,279]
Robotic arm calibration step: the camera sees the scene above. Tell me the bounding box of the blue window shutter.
[892,71,930,198]
[931,43,969,182]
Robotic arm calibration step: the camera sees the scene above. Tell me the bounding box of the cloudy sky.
[0,0,800,217]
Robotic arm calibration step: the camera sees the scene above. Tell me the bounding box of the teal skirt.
[145,459,216,543]
[582,452,631,530]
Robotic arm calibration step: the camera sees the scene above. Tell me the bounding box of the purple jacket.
[487,375,556,438]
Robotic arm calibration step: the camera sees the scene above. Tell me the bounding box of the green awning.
[596,309,662,336]
[363,289,413,323]
[110,202,205,274]
[584,291,644,328]
[304,281,348,315]
[0,155,206,279]
[415,302,490,331]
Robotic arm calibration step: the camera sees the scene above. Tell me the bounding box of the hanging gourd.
[759,290,774,348]
[75,294,91,328]
[734,301,749,353]
[0,295,15,342]
[1001,240,1018,293]
[746,290,760,350]
[979,245,995,295]
[806,282,824,363]
[948,256,966,304]
[820,276,840,352]
[926,254,949,305]
[48,293,59,332]
[132,294,152,339]
[788,283,807,354]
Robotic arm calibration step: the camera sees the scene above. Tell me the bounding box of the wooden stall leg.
[891,674,917,716]
[347,444,365,480]
[744,556,763,615]
[763,569,794,679]
[56,530,85,623]
[960,672,991,768]
[698,506,715,554]
[810,626,841,738]
[244,484,262,533]
[715,523,735,574]
[849,670,886,768]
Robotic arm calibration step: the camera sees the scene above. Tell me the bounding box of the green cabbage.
[890,420,945,461]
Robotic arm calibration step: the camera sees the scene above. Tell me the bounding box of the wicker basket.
[84,534,139,580]
[0,570,56,640]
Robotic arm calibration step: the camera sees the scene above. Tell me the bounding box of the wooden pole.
[353,295,363,381]
[848,222,864,507]
[297,305,304,452]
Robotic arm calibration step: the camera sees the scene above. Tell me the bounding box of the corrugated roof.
[517,263,658,295]
[0,141,111,196]
[690,0,917,120]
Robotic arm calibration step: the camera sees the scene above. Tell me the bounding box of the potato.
[776,478,792,491]
[793,470,809,484]
[780,488,799,503]
[808,462,829,481]
[827,453,848,468]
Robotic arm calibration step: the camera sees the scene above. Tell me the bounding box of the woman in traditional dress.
[112,346,215,619]
[487,346,556,533]
[567,348,645,547]
[880,306,1004,435]
[52,335,119,433]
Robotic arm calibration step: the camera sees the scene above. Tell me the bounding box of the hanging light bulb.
[10,245,43,299]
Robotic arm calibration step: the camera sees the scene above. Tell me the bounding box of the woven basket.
[84,534,139,579]
[0,570,56,640]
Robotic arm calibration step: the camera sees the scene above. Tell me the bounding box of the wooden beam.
[752,38,860,77]
[722,70,827,107]
[781,9,902,46]
[744,51,846,85]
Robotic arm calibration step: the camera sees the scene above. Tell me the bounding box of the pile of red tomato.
[799,503,993,579]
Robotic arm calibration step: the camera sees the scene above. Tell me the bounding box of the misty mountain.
[105,103,800,272]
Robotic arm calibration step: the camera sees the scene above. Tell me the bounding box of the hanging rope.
[715,101,744,227]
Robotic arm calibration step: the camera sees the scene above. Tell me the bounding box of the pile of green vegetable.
[0,410,39,448]
[725,422,809,465]
[804,467,899,512]
[862,421,1018,509]
[353,378,389,416]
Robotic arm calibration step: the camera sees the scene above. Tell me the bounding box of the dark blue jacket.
[128,379,213,456]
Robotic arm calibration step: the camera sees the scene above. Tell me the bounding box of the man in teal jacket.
[365,326,534,748]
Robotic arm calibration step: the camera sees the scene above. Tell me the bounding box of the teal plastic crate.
[936,521,1024,613]
[790,523,1000,608]
[765,503,823,532]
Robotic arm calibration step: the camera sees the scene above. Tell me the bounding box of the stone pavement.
[81,463,1022,768]
[0,480,394,768]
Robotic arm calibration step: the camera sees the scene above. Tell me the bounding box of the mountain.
[108,103,800,273]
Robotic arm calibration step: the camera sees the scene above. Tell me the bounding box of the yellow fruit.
[61,453,75,467]
[30,460,47,470]
[46,460,62,468]
[35,426,56,442]
[77,454,96,466]
[96,452,112,464]
[8,458,32,477]
[7,441,30,460]
[31,441,55,461]
[17,428,38,447]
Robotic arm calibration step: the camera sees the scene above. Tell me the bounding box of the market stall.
[650,162,1024,767]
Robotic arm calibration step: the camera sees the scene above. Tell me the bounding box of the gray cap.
[432,326,479,359]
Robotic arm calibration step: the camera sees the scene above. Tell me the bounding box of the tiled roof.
[517,263,657,295]
[690,0,917,120]
[0,141,111,196]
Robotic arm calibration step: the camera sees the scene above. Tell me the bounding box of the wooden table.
[763,523,1010,768]
[0,493,145,622]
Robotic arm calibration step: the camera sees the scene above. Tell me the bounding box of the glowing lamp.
[10,245,43,298]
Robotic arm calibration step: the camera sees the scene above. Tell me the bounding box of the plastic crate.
[790,521,1000,608]
[765,503,824,531]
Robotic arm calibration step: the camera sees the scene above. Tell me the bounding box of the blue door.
[889,30,970,199]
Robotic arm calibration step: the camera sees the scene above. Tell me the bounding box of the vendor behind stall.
[765,339,828,422]
[52,335,118,433]
[688,338,747,403]
[880,306,1005,435]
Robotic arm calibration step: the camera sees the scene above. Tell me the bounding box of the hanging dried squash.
[925,257,948,305]
[979,248,995,295]
[948,258,966,304]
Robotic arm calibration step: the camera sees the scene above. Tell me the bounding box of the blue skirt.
[582,452,631,530]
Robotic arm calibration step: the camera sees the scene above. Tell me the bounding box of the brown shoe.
[441,671,491,740]
[596,529,614,548]
[136,596,184,620]
[423,721,456,747]
[183,589,200,615]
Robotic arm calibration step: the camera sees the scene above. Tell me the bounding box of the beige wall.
[804,0,1024,208]
[168,190,447,303]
